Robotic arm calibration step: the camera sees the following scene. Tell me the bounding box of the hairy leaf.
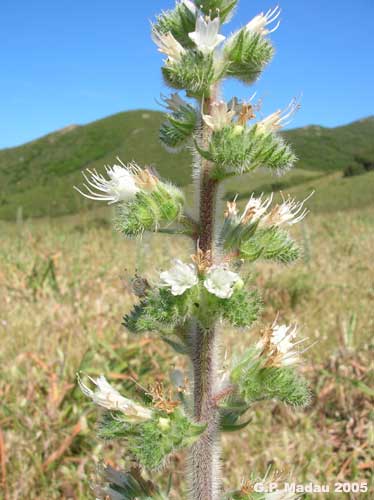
[160,103,198,151]
[224,30,274,83]
[153,3,196,48]
[162,51,216,97]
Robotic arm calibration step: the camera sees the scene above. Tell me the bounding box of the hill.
[0,111,373,220]
[284,116,374,171]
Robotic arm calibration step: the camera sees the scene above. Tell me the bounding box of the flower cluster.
[74,162,158,205]
[203,96,299,136]
[229,319,311,407]
[153,9,226,63]
[229,191,312,229]
[160,259,243,299]
[202,94,260,132]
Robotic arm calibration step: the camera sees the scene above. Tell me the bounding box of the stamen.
[268,20,281,34]
[266,6,281,24]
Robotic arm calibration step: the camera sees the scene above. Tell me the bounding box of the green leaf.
[99,465,166,500]
[221,417,252,433]
[161,336,189,355]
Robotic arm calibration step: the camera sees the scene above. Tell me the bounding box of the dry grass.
[1,207,373,499]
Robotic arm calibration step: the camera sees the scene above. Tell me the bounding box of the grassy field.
[1,180,373,498]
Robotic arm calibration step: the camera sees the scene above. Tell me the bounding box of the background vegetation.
[1,113,373,499]
[0,112,373,220]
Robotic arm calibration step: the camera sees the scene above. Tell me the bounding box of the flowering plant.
[76,2,312,498]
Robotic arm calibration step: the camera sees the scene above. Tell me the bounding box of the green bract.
[115,184,185,238]
[124,281,261,336]
[153,3,196,48]
[239,227,300,263]
[160,102,198,151]
[220,216,258,250]
[196,124,297,178]
[99,409,205,470]
[231,347,310,407]
[223,30,274,83]
[162,51,216,97]
[222,220,300,264]
[123,286,197,334]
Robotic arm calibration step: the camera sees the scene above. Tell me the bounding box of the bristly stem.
[190,322,219,500]
[189,89,221,500]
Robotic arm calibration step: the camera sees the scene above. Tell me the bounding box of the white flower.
[241,193,273,224]
[246,6,281,36]
[262,192,313,227]
[152,30,185,63]
[160,259,198,295]
[189,15,225,55]
[258,322,308,367]
[271,323,300,365]
[257,98,300,134]
[204,266,242,299]
[74,164,141,204]
[78,374,152,421]
[202,100,236,131]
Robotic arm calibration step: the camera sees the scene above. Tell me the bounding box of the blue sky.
[1,0,373,149]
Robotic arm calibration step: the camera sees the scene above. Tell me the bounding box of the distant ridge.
[0,110,373,220]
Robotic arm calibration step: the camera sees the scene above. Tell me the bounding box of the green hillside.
[1,111,373,220]
[0,110,192,220]
[284,117,374,171]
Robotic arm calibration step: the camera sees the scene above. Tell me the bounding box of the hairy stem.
[190,322,219,500]
[189,89,220,500]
